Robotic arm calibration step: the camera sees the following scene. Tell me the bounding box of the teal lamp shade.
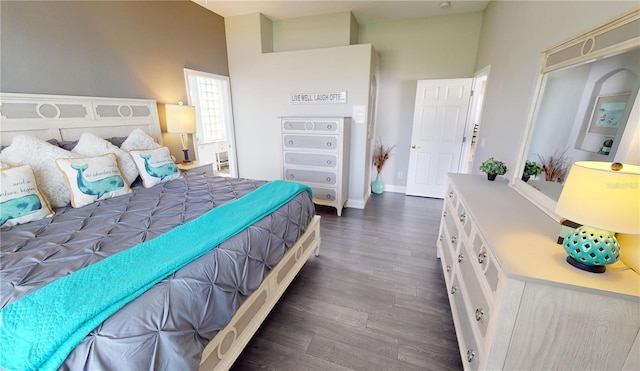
[555,162,640,273]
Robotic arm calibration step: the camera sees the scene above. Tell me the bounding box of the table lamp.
[165,103,196,163]
[555,162,640,273]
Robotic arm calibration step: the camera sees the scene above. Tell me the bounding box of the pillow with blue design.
[56,154,132,208]
[1,164,54,228]
[129,147,181,188]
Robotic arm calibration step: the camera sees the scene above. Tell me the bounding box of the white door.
[184,69,238,177]
[406,78,472,198]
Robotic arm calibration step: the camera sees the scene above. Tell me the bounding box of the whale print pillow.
[1,165,54,228]
[56,154,132,208]
[129,147,181,188]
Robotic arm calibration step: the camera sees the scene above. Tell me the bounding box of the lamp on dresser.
[555,161,640,273]
[163,103,196,163]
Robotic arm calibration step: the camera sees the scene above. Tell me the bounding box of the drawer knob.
[439,234,444,241]
[467,349,475,363]
[325,194,331,199]
[326,177,331,182]
[449,191,454,199]
[327,160,332,165]
[288,140,293,145]
[327,124,332,129]
[451,236,457,244]
[327,142,332,147]
[457,254,463,263]
[289,174,295,179]
[450,286,457,295]
[459,213,466,223]
[475,308,485,321]
[443,211,448,217]
[478,252,487,264]
[446,265,452,272]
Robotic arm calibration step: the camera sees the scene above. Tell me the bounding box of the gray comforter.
[0,174,315,370]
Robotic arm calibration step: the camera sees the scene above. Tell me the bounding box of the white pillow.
[72,132,138,186]
[129,147,181,188]
[121,128,161,151]
[56,154,132,208]
[1,164,54,227]
[0,135,78,207]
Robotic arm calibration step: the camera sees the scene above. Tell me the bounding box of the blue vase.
[372,173,384,194]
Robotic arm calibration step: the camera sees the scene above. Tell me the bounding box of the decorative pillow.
[121,128,161,151]
[0,135,78,207]
[56,154,132,208]
[1,165,54,227]
[129,147,181,188]
[73,132,138,186]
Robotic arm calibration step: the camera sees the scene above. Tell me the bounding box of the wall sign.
[290,91,347,104]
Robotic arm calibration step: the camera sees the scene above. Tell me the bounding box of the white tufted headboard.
[0,93,163,146]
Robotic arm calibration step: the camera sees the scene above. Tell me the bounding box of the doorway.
[184,69,238,177]
[461,66,490,174]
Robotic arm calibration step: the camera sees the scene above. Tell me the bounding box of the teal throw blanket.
[0,180,311,371]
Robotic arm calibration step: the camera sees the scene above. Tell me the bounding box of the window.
[184,69,232,144]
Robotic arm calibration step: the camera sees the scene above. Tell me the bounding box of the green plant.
[479,157,508,175]
[523,160,543,177]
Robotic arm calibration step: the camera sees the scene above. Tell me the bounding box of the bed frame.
[0,92,321,370]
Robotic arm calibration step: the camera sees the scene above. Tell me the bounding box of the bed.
[0,93,321,370]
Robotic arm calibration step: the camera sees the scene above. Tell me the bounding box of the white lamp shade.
[555,162,640,234]
[164,104,196,134]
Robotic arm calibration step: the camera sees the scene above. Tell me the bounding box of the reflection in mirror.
[522,48,640,201]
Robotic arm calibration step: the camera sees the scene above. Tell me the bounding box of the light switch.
[352,105,366,124]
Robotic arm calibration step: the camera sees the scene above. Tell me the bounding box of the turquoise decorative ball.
[563,226,620,266]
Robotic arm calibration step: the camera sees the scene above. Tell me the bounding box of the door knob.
[411,145,417,149]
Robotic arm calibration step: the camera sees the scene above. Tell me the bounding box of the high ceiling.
[192,0,491,24]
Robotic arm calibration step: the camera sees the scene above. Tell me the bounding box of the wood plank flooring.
[230,192,463,370]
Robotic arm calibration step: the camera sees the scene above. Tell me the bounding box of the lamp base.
[565,256,606,273]
[182,149,192,163]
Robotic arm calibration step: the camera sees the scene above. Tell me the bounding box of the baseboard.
[383,184,406,194]
[346,198,366,209]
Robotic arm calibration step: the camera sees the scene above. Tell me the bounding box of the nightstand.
[176,161,214,176]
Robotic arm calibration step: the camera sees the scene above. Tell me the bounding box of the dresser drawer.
[447,184,458,207]
[311,187,336,201]
[283,134,338,151]
[457,201,472,237]
[282,119,339,132]
[472,232,501,294]
[284,152,337,168]
[451,276,482,371]
[439,229,455,280]
[457,240,491,339]
[443,206,459,245]
[285,168,336,185]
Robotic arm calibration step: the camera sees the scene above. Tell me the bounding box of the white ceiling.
[192,0,491,24]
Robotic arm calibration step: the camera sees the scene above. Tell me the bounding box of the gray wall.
[1,0,228,105]
[472,1,639,177]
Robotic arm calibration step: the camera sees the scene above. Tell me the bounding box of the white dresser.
[281,117,351,216]
[438,174,640,370]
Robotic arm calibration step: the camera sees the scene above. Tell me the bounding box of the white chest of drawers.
[281,117,351,216]
[437,174,640,371]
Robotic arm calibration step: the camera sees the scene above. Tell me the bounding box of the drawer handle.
[326,160,332,165]
[457,254,463,263]
[446,264,452,272]
[326,177,331,182]
[326,142,332,147]
[439,234,444,241]
[451,236,457,244]
[459,213,466,223]
[467,349,475,363]
[289,174,295,179]
[478,252,487,264]
[325,194,332,199]
[449,191,454,199]
[288,140,293,145]
[443,211,448,217]
[327,124,332,129]
[475,308,484,321]
[450,286,457,295]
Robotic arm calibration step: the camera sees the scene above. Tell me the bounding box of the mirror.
[513,9,640,219]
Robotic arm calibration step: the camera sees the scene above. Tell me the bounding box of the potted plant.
[521,160,542,182]
[479,157,508,181]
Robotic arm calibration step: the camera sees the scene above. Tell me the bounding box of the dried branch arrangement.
[537,149,571,182]
[373,139,395,174]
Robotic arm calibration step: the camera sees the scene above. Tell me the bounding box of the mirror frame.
[511,8,640,220]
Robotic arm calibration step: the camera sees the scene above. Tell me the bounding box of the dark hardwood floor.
[231,192,463,370]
